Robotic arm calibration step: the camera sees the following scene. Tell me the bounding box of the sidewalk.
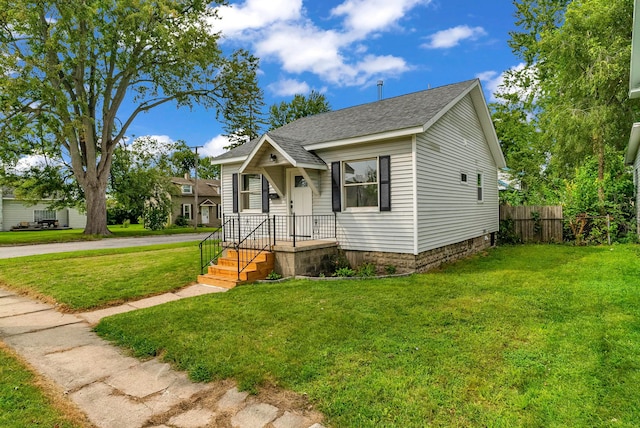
[0,284,325,428]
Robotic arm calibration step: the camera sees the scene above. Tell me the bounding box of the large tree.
[268,90,331,130]
[507,0,638,205]
[0,0,258,235]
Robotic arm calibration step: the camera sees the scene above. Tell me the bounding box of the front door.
[289,170,313,238]
[201,206,209,224]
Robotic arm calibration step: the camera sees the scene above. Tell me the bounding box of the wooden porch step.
[197,249,275,289]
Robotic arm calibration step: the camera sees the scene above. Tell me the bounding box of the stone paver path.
[0,284,325,428]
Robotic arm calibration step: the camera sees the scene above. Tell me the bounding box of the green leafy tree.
[109,136,176,224]
[268,90,331,129]
[219,50,265,150]
[0,0,259,235]
[507,0,639,206]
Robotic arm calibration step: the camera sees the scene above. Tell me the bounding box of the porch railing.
[199,217,233,274]
[236,217,271,279]
[199,213,337,277]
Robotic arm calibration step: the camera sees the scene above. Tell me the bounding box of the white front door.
[289,170,313,238]
[201,206,209,224]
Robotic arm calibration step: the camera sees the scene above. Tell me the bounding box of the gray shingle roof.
[213,79,477,162]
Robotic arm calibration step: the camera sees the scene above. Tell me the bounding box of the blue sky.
[127,0,522,158]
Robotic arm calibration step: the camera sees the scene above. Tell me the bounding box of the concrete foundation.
[343,234,494,274]
[272,241,339,277]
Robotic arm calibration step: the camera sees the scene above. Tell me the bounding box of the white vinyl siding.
[416,94,498,252]
[0,200,87,231]
[314,138,414,253]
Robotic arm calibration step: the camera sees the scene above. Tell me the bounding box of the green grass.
[0,345,84,427]
[95,244,640,427]
[0,223,218,246]
[0,242,200,311]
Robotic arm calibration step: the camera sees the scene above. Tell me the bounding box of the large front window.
[343,159,378,208]
[241,174,262,211]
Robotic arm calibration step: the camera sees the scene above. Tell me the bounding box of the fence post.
[273,216,277,246]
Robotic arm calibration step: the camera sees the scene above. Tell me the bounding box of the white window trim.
[181,184,193,195]
[460,172,468,184]
[182,203,192,219]
[477,172,484,203]
[240,173,262,212]
[342,157,380,211]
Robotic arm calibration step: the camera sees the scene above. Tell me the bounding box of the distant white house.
[0,188,86,231]
[211,79,506,273]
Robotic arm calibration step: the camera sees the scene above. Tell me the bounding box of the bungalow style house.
[626,0,640,234]
[0,187,87,231]
[200,79,506,287]
[170,175,221,227]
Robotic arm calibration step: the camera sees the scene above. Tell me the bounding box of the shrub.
[385,265,397,275]
[174,215,189,227]
[334,267,355,277]
[266,271,282,280]
[357,262,377,277]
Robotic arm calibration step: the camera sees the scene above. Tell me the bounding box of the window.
[241,174,262,211]
[461,173,468,183]
[181,184,193,194]
[34,210,56,222]
[343,159,378,208]
[182,203,192,219]
[477,173,483,202]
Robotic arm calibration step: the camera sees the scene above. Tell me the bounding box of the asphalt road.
[0,233,212,259]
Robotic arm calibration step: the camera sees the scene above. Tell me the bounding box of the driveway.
[0,233,212,259]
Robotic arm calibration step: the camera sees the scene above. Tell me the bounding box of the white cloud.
[476,63,537,103]
[331,0,431,37]
[202,135,232,157]
[14,155,49,173]
[268,79,311,96]
[422,25,486,49]
[214,0,427,88]
[213,0,302,37]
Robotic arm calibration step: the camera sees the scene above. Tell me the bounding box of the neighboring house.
[626,0,640,234]
[209,79,506,278]
[170,175,221,227]
[0,187,87,231]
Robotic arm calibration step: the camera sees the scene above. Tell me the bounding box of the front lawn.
[0,223,218,246]
[0,344,87,427]
[0,242,199,311]
[95,244,640,427]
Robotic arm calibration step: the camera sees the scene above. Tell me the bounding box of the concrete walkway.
[0,232,213,259]
[0,284,325,428]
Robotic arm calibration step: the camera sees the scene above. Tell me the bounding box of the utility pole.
[192,146,203,231]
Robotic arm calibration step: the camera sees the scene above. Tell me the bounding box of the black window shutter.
[331,162,341,212]
[232,173,238,213]
[261,175,269,213]
[379,155,391,211]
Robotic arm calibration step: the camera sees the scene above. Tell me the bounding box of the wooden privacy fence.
[500,205,563,243]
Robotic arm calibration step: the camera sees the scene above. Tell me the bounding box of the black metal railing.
[272,214,336,246]
[236,218,271,279]
[199,217,233,274]
[199,213,337,278]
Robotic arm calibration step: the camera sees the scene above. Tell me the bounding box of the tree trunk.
[596,136,605,210]
[83,178,111,235]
